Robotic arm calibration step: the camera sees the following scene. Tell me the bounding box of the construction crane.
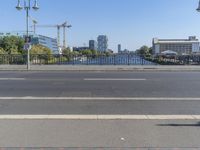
[29,16,38,34]
[62,21,72,49]
[34,21,72,49]
[34,24,63,48]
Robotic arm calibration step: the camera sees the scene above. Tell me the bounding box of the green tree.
[149,47,153,55]
[91,49,98,56]
[71,50,80,56]
[81,49,93,56]
[0,36,24,54]
[62,48,71,55]
[0,47,6,54]
[30,44,52,55]
[30,45,52,63]
[137,45,152,57]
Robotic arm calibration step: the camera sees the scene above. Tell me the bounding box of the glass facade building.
[89,40,98,51]
[97,35,108,52]
[31,34,59,54]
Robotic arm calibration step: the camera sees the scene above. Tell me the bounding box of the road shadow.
[157,121,200,127]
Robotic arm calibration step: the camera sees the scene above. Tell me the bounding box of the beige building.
[152,36,200,55]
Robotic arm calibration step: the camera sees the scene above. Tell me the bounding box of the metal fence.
[1,54,200,65]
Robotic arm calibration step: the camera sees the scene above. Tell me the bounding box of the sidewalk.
[1,65,200,71]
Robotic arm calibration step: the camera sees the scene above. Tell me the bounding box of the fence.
[1,54,200,65]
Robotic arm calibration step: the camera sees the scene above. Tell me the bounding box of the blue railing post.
[114,54,116,65]
[128,54,130,65]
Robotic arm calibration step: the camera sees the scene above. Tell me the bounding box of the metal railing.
[1,54,200,65]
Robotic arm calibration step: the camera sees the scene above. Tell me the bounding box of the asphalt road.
[0,71,200,115]
[0,71,200,148]
[0,71,200,98]
[0,99,200,115]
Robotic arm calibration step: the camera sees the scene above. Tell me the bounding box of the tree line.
[0,36,154,57]
[0,36,112,56]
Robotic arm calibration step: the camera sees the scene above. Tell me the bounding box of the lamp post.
[16,0,39,70]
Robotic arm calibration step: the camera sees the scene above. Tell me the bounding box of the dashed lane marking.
[84,78,147,81]
[0,78,25,80]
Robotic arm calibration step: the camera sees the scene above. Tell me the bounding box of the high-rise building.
[97,35,108,52]
[89,40,97,50]
[152,36,200,55]
[118,44,121,53]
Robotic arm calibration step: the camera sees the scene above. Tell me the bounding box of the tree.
[0,36,24,54]
[30,44,52,55]
[71,50,80,56]
[91,50,98,56]
[0,47,6,54]
[62,48,71,55]
[30,45,52,63]
[81,49,93,56]
[149,47,153,55]
[137,45,152,57]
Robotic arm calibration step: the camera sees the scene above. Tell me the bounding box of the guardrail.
[1,54,200,65]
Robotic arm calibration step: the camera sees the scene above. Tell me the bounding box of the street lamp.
[16,0,39,70]
[197,0,200,12]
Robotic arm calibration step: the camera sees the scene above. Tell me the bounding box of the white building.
[152,36,200,55]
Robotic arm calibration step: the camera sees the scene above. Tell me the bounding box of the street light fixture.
[197,0,200,12]
[16,0,39,70]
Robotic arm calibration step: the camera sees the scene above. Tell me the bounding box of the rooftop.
[153,36,199,44]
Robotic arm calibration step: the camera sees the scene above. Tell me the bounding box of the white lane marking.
[0,115,198,120]
[0,97,200,101]
[84,78,147,81]
[0,78,25,81]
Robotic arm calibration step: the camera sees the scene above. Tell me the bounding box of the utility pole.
[197,0,200,12]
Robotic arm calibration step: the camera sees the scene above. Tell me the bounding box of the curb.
[1,65,200,71]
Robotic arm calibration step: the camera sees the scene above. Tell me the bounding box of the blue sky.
[0,0,200,51]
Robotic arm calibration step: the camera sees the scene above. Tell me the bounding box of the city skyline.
[0,0,200,51]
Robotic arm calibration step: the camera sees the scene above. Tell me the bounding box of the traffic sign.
[23,43,32,51]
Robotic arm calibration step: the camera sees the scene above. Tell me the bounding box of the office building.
[0,32,59,54]
[89,40,98,50]
[31,34,59,54]
[97,35,108,52]
[152,36,200,55]
[118,44,121,53]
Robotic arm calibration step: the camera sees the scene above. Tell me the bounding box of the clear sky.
[0,0,200,51]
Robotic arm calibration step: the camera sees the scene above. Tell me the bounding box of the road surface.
[0,71,200,149]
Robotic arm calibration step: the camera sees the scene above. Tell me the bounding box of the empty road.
[0,71,200,149]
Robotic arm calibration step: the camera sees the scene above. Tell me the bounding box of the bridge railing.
[1,54,200,65]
